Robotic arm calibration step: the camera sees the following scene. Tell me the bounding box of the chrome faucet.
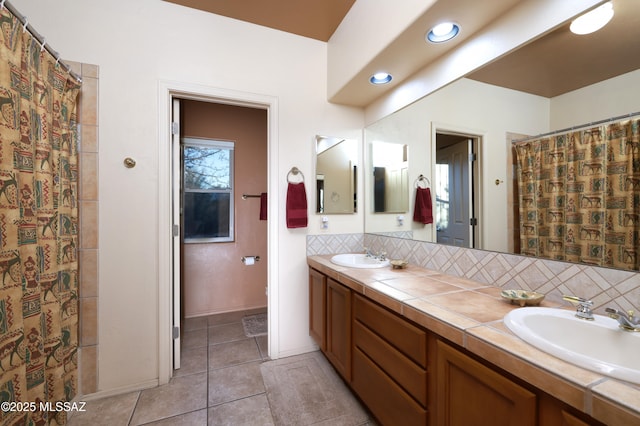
[605,307,640,332]
[562,295,594,320]
[363,247,386,261]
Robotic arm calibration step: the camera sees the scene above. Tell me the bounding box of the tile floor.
[67,309,372,425]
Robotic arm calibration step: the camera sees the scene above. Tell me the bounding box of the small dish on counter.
[501,289,545,307]
[390,259,409,269]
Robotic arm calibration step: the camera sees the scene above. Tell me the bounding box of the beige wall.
[181,101,268,317]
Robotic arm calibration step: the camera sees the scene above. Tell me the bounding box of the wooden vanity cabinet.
[308,266,610,426]
[308,268,326,350]
[308,268,431,425]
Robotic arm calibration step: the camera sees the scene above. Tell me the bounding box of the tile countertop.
[307,255,640,425]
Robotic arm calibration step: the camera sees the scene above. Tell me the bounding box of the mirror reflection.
[363,0,640,271]
[315,135,357,214]
[370,142,409,213]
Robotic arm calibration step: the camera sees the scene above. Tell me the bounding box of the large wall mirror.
[364,0,640,270]
[315,135,358,214]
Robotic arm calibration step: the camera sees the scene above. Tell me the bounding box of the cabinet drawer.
[354,321,427,406]
[354,293,427,368]
[352,347,427,426]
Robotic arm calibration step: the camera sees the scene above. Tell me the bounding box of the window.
[182,138,234,243]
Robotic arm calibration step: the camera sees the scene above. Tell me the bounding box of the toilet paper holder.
[241,256,260,265]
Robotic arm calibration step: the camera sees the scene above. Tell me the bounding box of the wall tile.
[79,77,98,126]
[79,249,98,298]
[81,63,99,79]
[81,124,98,153]
[309,233,640,311]
[306,234,364,255]
[80,152,98,200]
[80,297,98,346]
[80,345,97,395]
[77,62,99,396]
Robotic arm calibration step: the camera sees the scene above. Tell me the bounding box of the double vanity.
[308,254,640,425]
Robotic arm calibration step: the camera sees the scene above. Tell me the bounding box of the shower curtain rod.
[512,111,640,144]
[1,0,82,83]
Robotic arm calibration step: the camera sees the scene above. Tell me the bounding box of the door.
[171,98,181,369]
[326,278,352,380]
[309,269,327,350]
[436,339,536,426]
[436,139,472,247]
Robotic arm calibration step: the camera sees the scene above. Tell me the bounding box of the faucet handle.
[562,295,594,320]
[562,295,593,305]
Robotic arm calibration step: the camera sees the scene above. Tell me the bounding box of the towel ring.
[287,166,305,183]
[414,174,430,188]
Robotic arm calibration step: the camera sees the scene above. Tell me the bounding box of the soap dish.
[390,259,408,269]
[501,289,545,307]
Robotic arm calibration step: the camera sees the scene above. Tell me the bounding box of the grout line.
[127,391,142,426]
[136,408,207,426]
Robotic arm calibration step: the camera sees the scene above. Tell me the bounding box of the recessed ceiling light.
[427,22,460,43]
[370,72,392,85]
[570,2,614,35]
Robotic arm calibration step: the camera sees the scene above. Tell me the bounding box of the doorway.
[434,131,481,248]
[158,81,279,384]
[173,99,268,370]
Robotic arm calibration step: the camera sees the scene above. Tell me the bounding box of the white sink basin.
[504,307,640,384]
[330,253,390,269]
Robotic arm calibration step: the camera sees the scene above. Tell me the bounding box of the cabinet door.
[539,393,605,426]
[326,278,352,380]
[308,269,326,351]
[437,339,536,426]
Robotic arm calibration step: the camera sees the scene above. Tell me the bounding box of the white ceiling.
[165,0,639,104]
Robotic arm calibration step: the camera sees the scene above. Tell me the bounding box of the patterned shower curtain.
[515,118,640,270]
[0,7,81,426]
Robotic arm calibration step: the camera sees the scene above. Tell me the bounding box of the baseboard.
[272,344,318,360]
[76,378,159,401]
[185,304,268,318]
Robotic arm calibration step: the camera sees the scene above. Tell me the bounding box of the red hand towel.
[260,193,268,220]
[413,187,433,224]
[286,182,308,228]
